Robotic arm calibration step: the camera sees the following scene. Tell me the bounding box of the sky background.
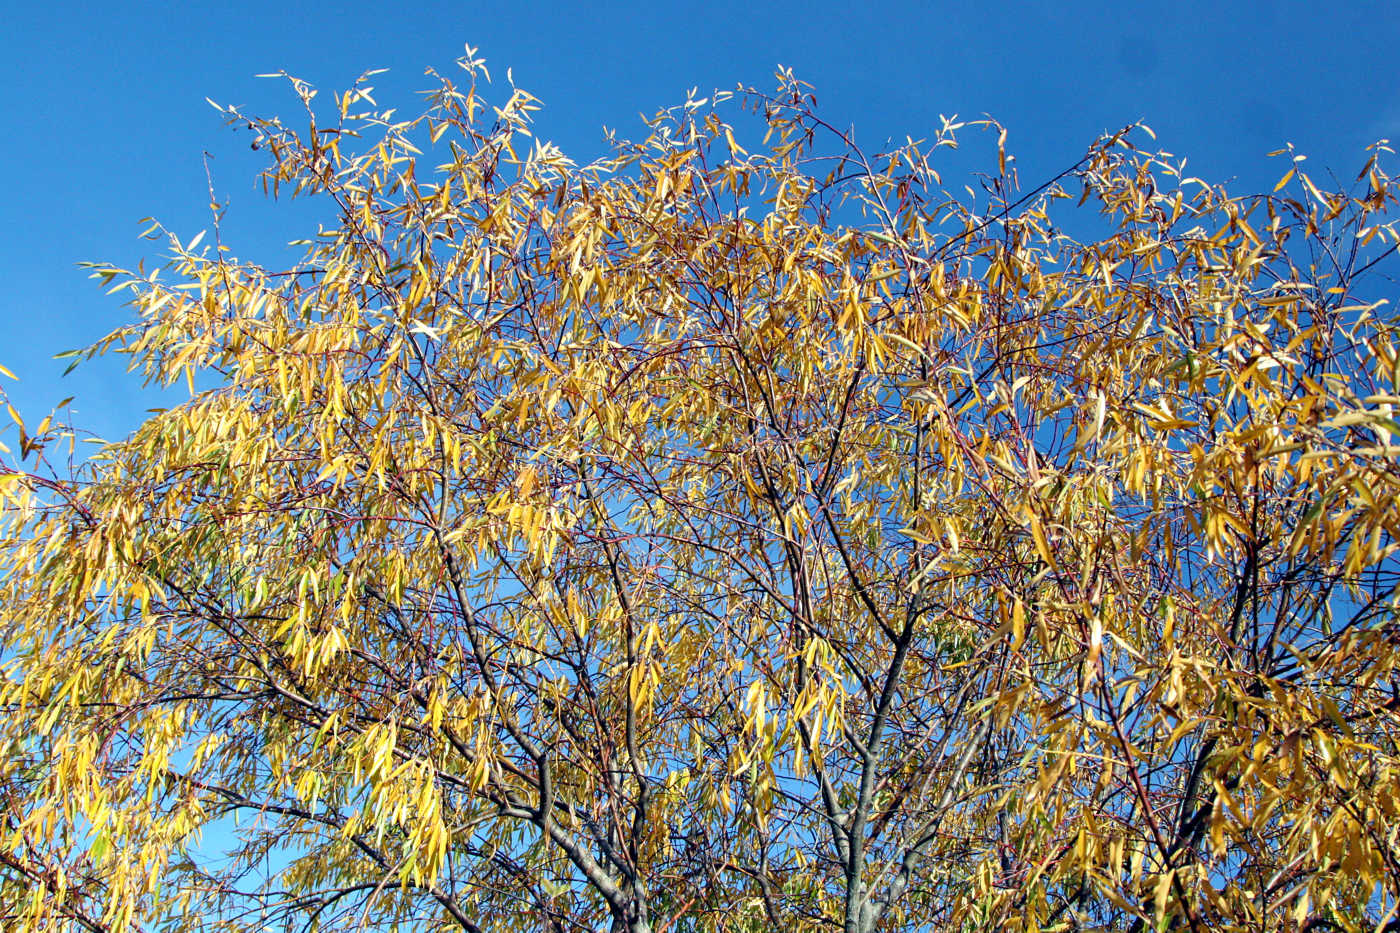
[2,0,1399,445]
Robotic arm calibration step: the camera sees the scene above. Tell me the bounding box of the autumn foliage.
[2,51,1400,932]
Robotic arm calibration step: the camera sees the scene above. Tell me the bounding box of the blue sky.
[2,0,1398,444]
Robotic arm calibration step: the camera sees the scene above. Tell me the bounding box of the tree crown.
[2,53,1399,933]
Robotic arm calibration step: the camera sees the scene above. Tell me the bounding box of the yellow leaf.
[1154,870,1174,923]
[517,465,538,498]
[1029,515,1055,569]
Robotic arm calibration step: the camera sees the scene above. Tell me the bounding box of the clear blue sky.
[3,0,1398,443]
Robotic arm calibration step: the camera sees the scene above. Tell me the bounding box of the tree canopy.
[2,52,1400,933]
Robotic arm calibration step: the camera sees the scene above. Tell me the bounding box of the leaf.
[1029,515,1055,569]
[1154,870,1174,925]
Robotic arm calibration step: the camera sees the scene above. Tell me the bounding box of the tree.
[2,50,1400,933]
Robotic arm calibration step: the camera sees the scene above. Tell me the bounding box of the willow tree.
[3,51,1399,933]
